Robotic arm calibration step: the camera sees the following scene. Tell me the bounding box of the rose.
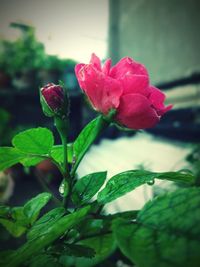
[75,53,172,129]
[40,83,66,117]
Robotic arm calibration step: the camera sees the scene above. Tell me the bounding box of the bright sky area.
[0,0,108,62]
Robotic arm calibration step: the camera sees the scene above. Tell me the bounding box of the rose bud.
[75,53,172,130]
[40,83,67,117]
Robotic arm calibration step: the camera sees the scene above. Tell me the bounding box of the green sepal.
[39,88,55,117]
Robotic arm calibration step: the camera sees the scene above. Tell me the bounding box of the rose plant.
[0,54,199,267]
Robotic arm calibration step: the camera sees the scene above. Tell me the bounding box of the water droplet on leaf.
[147,179,155,186]
[179,169,193,175]
[59,180,69,197]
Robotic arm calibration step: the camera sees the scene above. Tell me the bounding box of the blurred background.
[0,0,200,250]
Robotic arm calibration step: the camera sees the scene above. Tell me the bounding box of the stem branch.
[54,116,71,208]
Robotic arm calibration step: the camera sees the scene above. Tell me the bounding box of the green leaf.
[60,233,115,267]
[154,170,196,184]
[5,206,91,267]
[72,116,108,174]
[0,147,25,171]
[97,170,196,204]
[75,234,116,267]
[20,156,44,167]
[72,172,107,205]
[75,218,105,237]
[103,210,139,221]
[0,250,15,266]
[20,143,74,167]
[0,218,27,237]
[113,187,200,267]
[27,207,65,241]
[0,207,28,237]
[51,144,73,164]
[29,253,62,267]
[75,211,138,244]
[0,194,52,237]
[23,193,52,224]
[61,244,95,258]
[12,127,54,155]
[74,117,100,156]
[0,206,11,217]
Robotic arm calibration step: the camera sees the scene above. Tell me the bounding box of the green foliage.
[0,147,25,171]
[0,193,51,237]
[75,234,116,267]
[72,116,109,174]
[113,187,200,267]
[186,144,200,185]
[97,170,196,204]
[29,253,62,267]
[51,144,73,164]
[57,243,95,258]
[75,218,106,238]
[0,250,15,266]
[1,91,199,267]
[4,206,91,267]
[103,210,139,221]
[0,127,74,171]
[7,24,46,75]
[42,55,63,71]
[20,156,44,167]
[23,193,52,223]
[74,117,101,158]
[72,172,107,205]
[27,207,65,241]
[12,127,54,155]
[0,206,10,216]
[0,207,28,237]
[0,108,12,146]
[60,234,116,267]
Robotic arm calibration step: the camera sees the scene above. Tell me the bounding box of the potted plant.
[9,23,46,90]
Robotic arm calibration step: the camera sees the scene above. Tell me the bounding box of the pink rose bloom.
[75,53,172,129]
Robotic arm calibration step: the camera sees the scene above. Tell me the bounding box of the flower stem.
[61,133,69,177]
[61,133,71,208]
[54,116,71,208]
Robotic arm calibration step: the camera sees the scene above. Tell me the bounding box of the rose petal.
[77,64,123,114]
[149,86,173,115]
[102,58,112,75]
[120,74,150,96]
[116,94,160,129]
[75,63,86,89]
[90,53,101,71]
[110,57,148,79]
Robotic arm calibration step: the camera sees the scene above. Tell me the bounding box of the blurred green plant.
[8,23,46,76]
[0,108,29,146]
[0,23,78,90]
[0,108,12,146]
[186,144,200,185]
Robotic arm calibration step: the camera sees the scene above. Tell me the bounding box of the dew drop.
[147,179,155,186]
[59,180,69,197]
[59,183,65,195]
[179,169,193,175]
